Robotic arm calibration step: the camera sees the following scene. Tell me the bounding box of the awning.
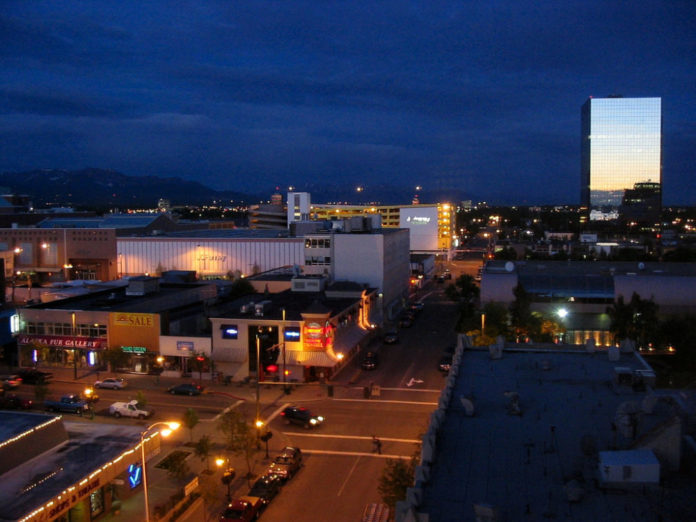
[285,350,340,367]
[333,325,371,352]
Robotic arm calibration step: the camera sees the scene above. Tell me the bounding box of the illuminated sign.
[302,322,334,351]
[221,324,238,340]
[121,346,147,353]
[113,313,154,327]
[17,334,106,349]
[406,216,431,224]
[177,341,194,352]
[47,478,101,518]
[128,464,142,488]
[283,327,301,341]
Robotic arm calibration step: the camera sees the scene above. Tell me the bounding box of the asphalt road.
[257,286,460,521]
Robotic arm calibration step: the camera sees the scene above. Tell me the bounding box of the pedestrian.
[372,435,382,454]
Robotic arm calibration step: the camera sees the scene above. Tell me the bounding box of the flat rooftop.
[27,280,214,312]
[211,286,375,322]
[419,348,695,521]
[486,260,696,278]
[0,413,142,521]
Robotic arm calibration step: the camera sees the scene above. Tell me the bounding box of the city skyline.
[1,2,694,205]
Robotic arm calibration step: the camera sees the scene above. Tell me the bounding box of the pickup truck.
[109,400,153,419]
[44,394,91,415]
[219,496,263,522]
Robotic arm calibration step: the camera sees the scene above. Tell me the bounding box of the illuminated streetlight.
[141,422,180,522]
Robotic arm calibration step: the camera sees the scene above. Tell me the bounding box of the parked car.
[410,301,425,312]
[0,393,33,410]
[398,316,413,328]
[0,374,22,389]
[16,368,53,384]
[167,383,204,396]
[109,400,153,419]
[438,354,453,373]
[94,377,127,390]
[266,446,302,481]
[280,406,324,428]
[248,473,283,504]
[44,394,90,414]
[383,330,399,344]
[361,352,379,371]
[219,496,263,522]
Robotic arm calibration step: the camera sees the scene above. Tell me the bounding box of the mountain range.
[0,168,474,208]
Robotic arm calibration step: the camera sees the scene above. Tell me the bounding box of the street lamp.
[216,457,235,501]
[255,335,261,446]
[140,421,180,522]
[281,308,289,395]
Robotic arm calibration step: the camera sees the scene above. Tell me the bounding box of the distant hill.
[0,168,256,208]
[0,168,476,208]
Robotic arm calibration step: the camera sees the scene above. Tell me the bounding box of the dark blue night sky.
[1,2,694,204]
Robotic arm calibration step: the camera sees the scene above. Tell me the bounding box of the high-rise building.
[581,96,662,220]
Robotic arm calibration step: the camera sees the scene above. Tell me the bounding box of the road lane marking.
[266,402,291,423]
[399,361,417,387]
[333,398,438,406]
[303,449,412,460]
[281,433,421,444]
[377,387,441,393]
[337,456,361,497]
[209,399,245,421]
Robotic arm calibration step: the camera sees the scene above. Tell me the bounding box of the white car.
[94,378,127,390]
[109,400,153,419]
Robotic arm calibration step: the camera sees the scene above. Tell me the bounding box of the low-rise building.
[0,412,153,522]
[209,280,379,382]
[406,342,696,521]
[481,260,696,346]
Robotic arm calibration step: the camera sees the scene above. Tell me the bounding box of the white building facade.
[117,235,304,278]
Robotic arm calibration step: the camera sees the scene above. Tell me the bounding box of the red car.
[219,496,262,522]
[0,393,33,410]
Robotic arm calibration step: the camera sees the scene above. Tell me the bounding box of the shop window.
[89,488,104,517]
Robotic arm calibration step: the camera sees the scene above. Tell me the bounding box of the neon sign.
[128,463,142,488]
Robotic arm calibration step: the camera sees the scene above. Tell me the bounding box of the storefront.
[108,312,161,374]
[17,333,107,369]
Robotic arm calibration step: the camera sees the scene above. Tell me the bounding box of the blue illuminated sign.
[284,327,301,341]
[128,463,142,488]
[221,324,238,339]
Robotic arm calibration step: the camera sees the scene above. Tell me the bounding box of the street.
[4,282,460,521]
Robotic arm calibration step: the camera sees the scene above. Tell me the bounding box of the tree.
[101,345,130,372]
[194,435,213,472]
[378,455,418,512]
[445,274,480,305]
[509,284,533,338]
[607,292,659,347]
[183,408,200,442]
[494,246,517,260]
[480,301,509,339]
[189,353,209,381]
[217,409,259,479]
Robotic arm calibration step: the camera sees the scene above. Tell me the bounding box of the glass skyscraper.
[581,96,662,219]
